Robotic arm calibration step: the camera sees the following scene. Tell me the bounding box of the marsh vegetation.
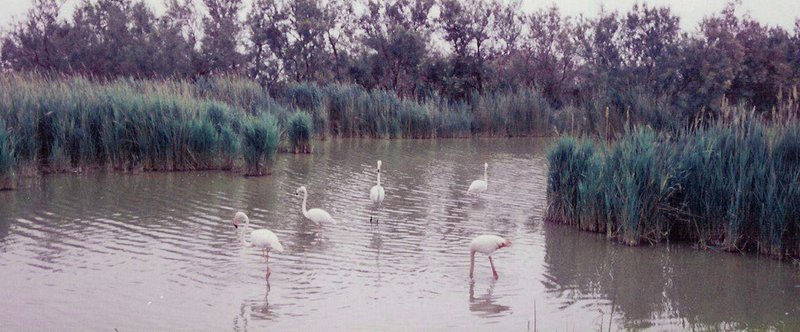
[545,112,800,260]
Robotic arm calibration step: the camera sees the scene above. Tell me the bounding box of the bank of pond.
[546,117,800,261]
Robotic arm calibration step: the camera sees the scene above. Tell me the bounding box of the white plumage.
[233,212,285,252]
[249,229,285,252]
[295,186,337,225]
[232,211,284,281]
[469,234,511,279]
[370,160,385,204]
[467,162,489,196]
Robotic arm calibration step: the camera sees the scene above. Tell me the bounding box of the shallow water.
[0,138,798,331]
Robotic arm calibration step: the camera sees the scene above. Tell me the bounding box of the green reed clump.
[242,114,280,176]
[605,128,675,245]
[286,112,313,153]
[283,82,328,137]
[0,74,293,178]
[576,150,610,233]
[431,99,472,138]
[759,124,800,256]
[0,72,595,154]
[545,137,596,226]
[288,83,554,139]
[324,84,359,136]
[547,119,800,260]
[0,119,15,188]
[187,118,218,169]
[218,124,240,170]
[191,76,273,113]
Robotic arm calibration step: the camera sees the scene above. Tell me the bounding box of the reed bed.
[0,74,283,178]
[281,83,554,139]
[1,73,689,189]
[545,117,800,260]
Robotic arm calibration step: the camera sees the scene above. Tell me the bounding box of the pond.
[0,138,798,330]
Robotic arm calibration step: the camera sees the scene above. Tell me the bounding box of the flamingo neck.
[240,219,252,247]
[483,166,488,183]
[377,170,381,187]
[301,191,309,217]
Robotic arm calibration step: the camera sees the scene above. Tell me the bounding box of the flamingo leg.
[264,249,271,281]
[489,256,498,279]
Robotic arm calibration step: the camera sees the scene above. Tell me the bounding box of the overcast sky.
[0,0,798,32]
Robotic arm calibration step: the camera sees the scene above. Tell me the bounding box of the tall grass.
[0,119,15,189]
[0,74,284,179]
[281,83,553,138]
[546,117,800,260]
[286,112,313,153]
[242,115,280,176]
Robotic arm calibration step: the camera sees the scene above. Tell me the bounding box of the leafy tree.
[0,0,68,72]
[199,0,244,75]
[355,0,433,96]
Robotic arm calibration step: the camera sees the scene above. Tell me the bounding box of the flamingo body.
[469,234,511,279]
[296,186,337,225]
[232,212,284,282]
[250,229,285,252]
[467,180,487,195]
[370,185,385,203]
[370,160,385,204]
[470,235,510,255]
[306,208,337,224]
[467,163,489,196]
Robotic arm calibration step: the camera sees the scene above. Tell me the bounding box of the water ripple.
[0,138,798,331]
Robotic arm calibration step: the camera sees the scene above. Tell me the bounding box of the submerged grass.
[545,117,800,260]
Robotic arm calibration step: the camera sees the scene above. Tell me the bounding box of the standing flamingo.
[469,235,511,279]
[467,162,489,196]
[295,186,337,225]
[233,212,284,281]
[369,160,385,223]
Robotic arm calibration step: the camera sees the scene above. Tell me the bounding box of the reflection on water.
[0,138,798,330]
[469,281,511,317]
[542,223,800,330]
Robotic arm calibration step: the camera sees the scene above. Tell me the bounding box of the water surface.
[0,138,798,331]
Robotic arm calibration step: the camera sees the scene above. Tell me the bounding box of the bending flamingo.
[469,235,511,279]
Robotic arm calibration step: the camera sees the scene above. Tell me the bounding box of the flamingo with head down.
[469,234,511,279]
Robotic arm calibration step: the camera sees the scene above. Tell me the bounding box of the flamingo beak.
[233,224,238,229]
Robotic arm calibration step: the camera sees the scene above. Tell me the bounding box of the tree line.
[3,0,800,119]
